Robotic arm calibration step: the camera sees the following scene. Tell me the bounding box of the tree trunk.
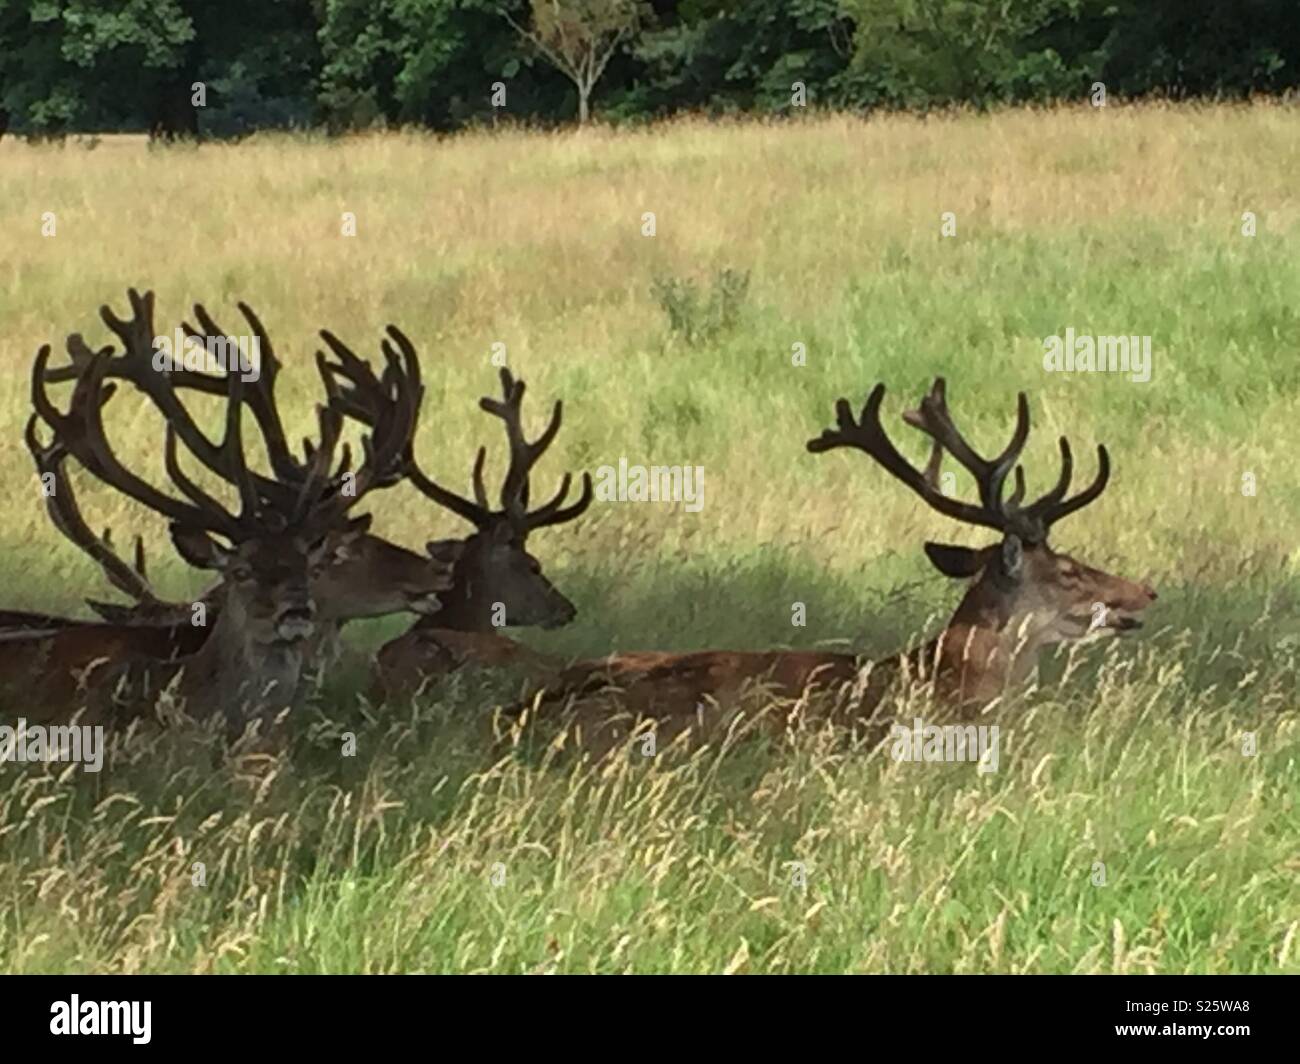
[577,87,590,125]
[149,71,200,141]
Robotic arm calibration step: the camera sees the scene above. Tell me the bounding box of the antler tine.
[921,439,943,490]
[345,327,422,496]
[32,346,240,538]
[1032,444,1110,529]
[163,422,249,528]
[807,384,1007,533]
[526,471,595,530]
[304,325,425,528]
[99,287,157,365]
[319,325,496,527]
[317,329,384,423]
[184,300,300,484]
[24,414,162,606]
[1006,438,1072,533]
[901,378,1029,516]
[294,401,346,522]
[479,369,568,525]
[373,327,424,474]
[470,447,491,510]
[63,333,114,374]
[219,368,261,525]
[1005,466,1028,510]
[319,330,414,470]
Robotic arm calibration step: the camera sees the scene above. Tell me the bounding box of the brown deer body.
[521,379,1156,754]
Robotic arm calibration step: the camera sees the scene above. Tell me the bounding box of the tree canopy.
[1,0,1295,137]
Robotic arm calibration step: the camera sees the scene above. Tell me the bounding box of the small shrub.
[652,267,750,345]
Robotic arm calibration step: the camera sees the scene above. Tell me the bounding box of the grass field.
[0,102,1297,973]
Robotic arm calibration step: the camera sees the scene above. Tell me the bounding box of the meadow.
[0,102,1297,973]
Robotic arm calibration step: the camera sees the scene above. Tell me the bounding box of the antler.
[308,323,425,524]
[37,289,412,541]
[899,377,1029,520]
[383,367,592,535]
[25,413,164,609]
[480,369,592,530]
[32,344,257,539]
[808,377,1110,543]
[41,291,270,499]
[182,299,301,483]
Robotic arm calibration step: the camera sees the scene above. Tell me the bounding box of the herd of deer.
[0,289,1157,755]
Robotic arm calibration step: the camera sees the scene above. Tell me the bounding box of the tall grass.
[0,102,1297,972]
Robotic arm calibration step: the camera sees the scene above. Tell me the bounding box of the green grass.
[0,103,1297,972]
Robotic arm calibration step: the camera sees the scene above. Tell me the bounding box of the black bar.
[3,974,1291,1051]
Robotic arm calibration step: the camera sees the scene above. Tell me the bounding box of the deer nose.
[1143,584,1158,601]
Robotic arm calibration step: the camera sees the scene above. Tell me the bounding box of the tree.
[635,0,860,116]
[843,0,1090,108]
[502,0,645,124]
[0,0,319,139]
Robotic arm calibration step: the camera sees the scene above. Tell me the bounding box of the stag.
[0,293,460,706]
[5,290,445,732]
[319,343,592,698]
[522,378,1157,755]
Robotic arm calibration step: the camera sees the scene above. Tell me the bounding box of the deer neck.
[413,553,495,631]
[897,587,1046,705]
[416,594,488,631]
[179,608,310,721]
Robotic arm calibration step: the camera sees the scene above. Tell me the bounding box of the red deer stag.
[318,344,592,698]
[6,300,424,733]
[0,292,456,690]
[520,378,1157,755]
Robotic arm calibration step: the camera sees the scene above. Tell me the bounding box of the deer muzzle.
[406,591,444,615]
[273,605,317,643]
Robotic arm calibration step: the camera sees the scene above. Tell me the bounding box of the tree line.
[1,1,1296,139]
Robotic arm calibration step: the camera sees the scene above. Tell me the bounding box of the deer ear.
[999,535,1025,582]
[426,539,467,565]
[342,513,373,538]
[923,542,987,578]
[170,524,231,571]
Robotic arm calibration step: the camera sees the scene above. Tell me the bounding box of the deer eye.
[230,566,254,582]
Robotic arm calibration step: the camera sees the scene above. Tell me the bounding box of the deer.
[1,416,449,720]
[3,291,441,734]
[0,291,456,661]
[516,378,1157,756]
[317,344,592,700]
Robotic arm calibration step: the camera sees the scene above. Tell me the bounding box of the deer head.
[808,378,1156,697]
[325,350,592,632]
